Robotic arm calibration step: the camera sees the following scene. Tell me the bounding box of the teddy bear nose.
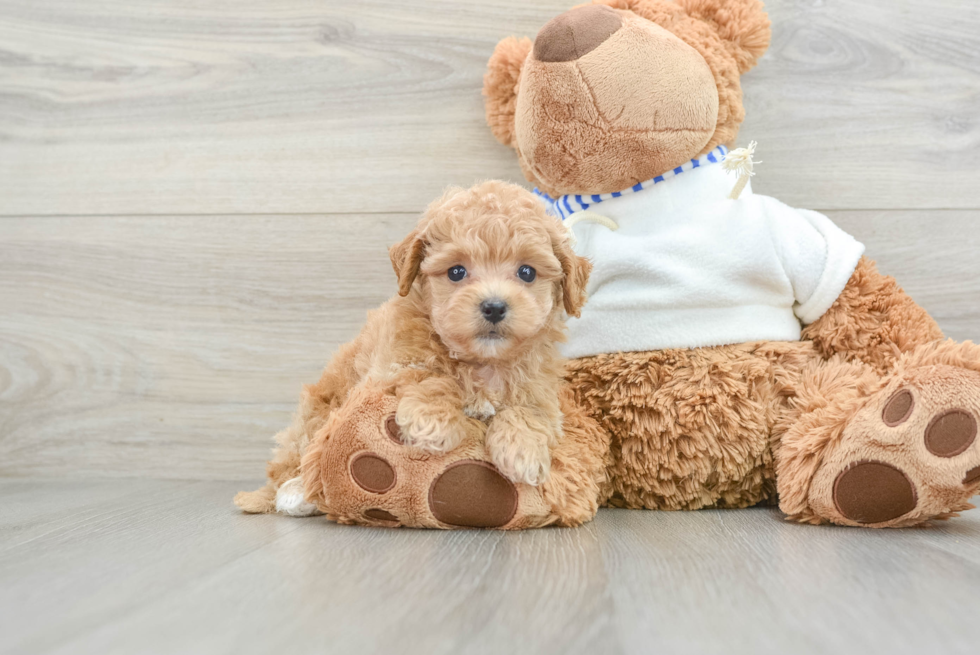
[533,4,623,63]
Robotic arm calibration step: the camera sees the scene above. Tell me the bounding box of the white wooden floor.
[2,479,979,655]
[2,0,980,652]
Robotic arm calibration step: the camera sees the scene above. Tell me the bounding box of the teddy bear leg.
[776,341,980,527]
[802,256,945,371]
[301,384,609,529]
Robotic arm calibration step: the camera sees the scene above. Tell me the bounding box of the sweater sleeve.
[767,204,865,325]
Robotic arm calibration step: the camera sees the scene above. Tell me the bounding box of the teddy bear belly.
[565,340,820,511]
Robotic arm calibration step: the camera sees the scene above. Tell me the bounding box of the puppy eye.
[448,265,467,282]
[518,265,536,283]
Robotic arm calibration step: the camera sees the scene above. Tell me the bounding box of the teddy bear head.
[484,0,771,198]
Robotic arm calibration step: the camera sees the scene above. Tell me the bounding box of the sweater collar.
[534,145,729,220]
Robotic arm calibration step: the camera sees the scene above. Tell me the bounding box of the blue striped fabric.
[533,145,729,220]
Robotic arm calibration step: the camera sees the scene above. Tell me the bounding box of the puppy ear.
[552,233,592,317]
[483,36,533,148]
[674,0,771,72]
[389,230,426,297]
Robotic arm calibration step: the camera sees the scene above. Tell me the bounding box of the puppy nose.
[480,299,508,324]
[533,5,623,63]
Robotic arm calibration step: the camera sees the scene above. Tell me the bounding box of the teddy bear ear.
[674,0,772,73]
[483,36,533,148]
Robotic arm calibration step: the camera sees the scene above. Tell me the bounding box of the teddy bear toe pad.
[923,409,976,457]
[349,452,397,494]
[813,365,980,527]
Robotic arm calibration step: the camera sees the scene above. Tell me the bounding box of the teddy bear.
[479,0,980,527]
[242,0,980,530]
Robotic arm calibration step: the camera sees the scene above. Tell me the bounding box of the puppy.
[235,181,591,516]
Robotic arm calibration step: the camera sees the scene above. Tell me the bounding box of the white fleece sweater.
[540,149,866,359]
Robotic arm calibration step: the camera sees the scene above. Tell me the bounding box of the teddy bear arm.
[802,256,944,371]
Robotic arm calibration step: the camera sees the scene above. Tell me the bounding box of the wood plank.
[0,479,305,654]
[0,213,414,480]
[0,479,614,655]
[595,506,980,654]
[2,210,979,480]
[0,0,978,216]
[745,0,980,211]
[1,479,978,654]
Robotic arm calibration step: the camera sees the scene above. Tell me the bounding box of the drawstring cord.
[564,210,619,246]
[722,140,760,200]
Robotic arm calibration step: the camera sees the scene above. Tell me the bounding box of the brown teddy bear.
[482,0,980,527]
[243,0,980,530]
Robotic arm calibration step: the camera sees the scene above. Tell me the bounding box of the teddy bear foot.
[300,384,609,530]
[801,359,980,527]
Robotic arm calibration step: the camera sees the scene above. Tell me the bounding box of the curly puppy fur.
[235,181,591,512]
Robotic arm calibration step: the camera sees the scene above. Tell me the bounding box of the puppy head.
[389,181,591,362]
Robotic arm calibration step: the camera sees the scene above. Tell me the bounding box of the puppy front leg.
[396,376,479,453]
[486,407,556,486]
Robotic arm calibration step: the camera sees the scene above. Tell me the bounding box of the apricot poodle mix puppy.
[236,181,591,516]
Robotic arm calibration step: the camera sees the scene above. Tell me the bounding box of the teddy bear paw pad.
[350,452,397,494]
[882,389,914,426]
[428,460,518,528]
[833,460,918,525]
[384,414,404,444]
[924,409,976,457]
[809,367,980,526]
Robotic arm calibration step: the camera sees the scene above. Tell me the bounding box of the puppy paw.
[275,476,321,517]
[463,397,497,421]
[486,419,552,486]
[489,439,551,486]
[395,400,464,453]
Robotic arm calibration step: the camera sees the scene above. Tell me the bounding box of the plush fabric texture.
[597,0,770,158]
[480,0,980,528]
[299,383,611,529]
[484,37,533,148]
[533,4,624,62]
[776,341,980,527]
[566,341,813,510]
[557,158,866,357]
[513,9,720,197]
[484,0,771,197]
[802,256,945,373]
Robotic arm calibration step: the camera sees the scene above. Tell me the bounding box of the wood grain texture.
[2,210,979,481]
[1,479,978,654]
[0,0,978,216]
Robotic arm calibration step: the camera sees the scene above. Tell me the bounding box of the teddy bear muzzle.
[533,5,623,63]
